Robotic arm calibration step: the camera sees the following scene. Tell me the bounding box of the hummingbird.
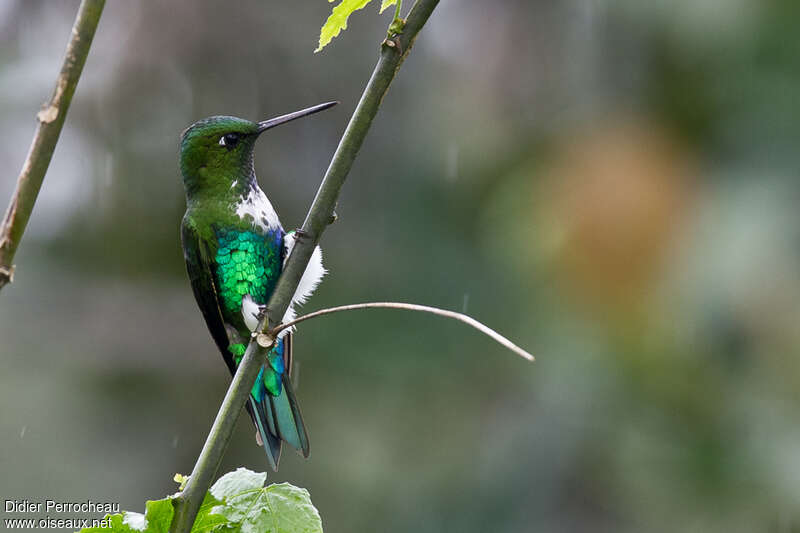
[179,101,337,470]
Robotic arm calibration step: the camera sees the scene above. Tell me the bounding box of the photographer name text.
[6,499,119,514]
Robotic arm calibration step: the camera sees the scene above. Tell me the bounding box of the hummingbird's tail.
[248,367,309,471]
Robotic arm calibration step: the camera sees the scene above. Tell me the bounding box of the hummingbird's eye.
[219,132,240,149]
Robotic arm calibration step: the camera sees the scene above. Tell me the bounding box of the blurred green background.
[2,1,800,531]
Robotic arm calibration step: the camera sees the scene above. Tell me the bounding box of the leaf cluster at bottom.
[77,467,323,533]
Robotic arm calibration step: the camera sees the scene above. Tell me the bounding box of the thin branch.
[263,0,438,332]
[0,0,106,291]
[168,2,440,532]
[271,302,535,362]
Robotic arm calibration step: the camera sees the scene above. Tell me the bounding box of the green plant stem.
[0,0,105,291]
[272,302,535,361]
[169,1,440,532]
[393,0,403,26]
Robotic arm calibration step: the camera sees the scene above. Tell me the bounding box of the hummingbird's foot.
[329,210,338,225]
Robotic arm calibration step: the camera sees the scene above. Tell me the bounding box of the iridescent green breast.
[214,227,284,320]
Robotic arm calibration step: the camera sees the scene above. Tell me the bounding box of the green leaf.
[213,482,323,533]
[191,493,227,533]
[316,0,374,53]
[209,467,267,500]
[77,469,322,533]
[379,0,397,14]
[142,499,173,533]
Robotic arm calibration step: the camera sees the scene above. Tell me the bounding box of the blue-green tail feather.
[249,338,309,470]
[250,396,281,470]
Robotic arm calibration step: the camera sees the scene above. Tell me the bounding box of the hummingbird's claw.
[329,210,338,225]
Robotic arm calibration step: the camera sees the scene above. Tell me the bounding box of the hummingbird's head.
[179,102,337,197]
[180,115,259,195]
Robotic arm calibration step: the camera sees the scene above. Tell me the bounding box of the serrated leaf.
[379,0,397,14]
[214,481,323,533]
[210,467,267,500]
[77,469,320,533]
[316,0,375,53]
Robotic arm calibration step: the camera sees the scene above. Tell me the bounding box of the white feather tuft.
[280,232,326,336]
[241,294,262,332]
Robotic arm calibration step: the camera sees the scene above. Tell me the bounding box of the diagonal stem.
[0,0,106,291]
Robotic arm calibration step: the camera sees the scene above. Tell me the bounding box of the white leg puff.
[281,231,326,335]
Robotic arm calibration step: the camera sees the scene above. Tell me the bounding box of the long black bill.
[257,101,338,133]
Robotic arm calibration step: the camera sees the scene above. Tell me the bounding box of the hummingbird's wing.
[181,218,237,374]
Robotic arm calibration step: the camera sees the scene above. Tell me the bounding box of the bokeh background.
[2,1,800,531]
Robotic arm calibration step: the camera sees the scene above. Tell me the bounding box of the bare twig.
[0,0,106,291]
[168,2,441,532]
[271,302,535,362]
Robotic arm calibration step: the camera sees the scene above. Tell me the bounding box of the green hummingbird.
[179,101,337,470]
